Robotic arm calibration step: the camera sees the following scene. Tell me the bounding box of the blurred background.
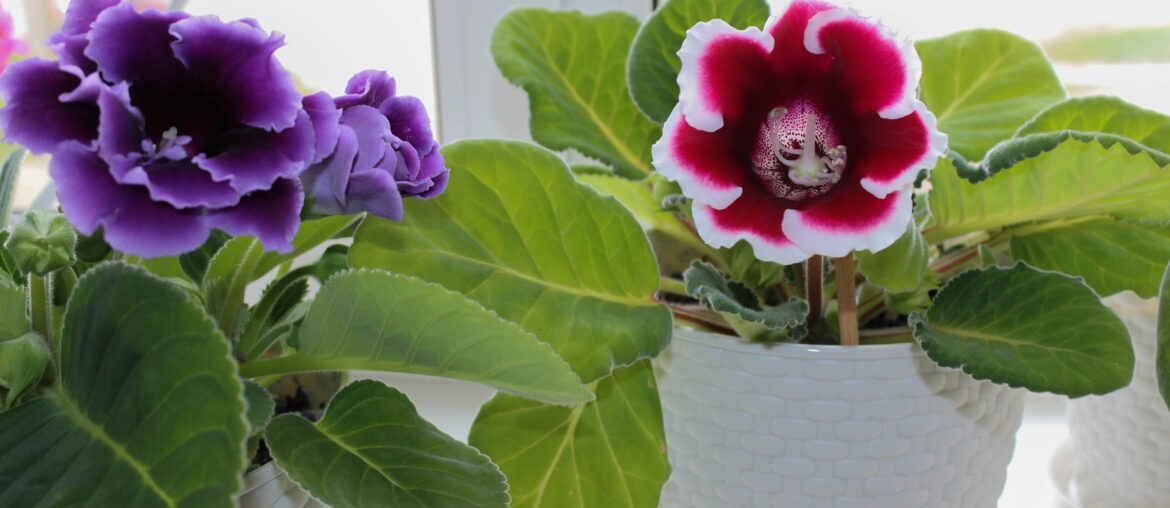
[4,1,1168,506]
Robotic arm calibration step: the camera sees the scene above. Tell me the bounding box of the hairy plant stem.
[28,273,52,351]
[658,276,689,298]
[833,255,859,346]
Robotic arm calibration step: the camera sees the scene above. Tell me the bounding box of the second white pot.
[655,328,1025,508]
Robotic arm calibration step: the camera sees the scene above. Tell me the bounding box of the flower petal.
[651,107,746,209]
[858,100,947,198]
[53,142,210,257]
[782,183,913,257]
[169,15,301,130]
[676,19,774,132]
[95,81,144,163]
[206,177,303,253]
[0,60,98,154]
[764,0,833,73]
[193,110,314,194]
[302,125,358,210]
[339,105,391,174]
[804,8,920,119]
[131,161,241,209]
[692,188,811,265]
[340,170,404,222]
[50,141,127,235]
[46,0,119,73]
[303,91,340,164]
[85,2,189,91]
[335,70,396,110]
[382,95,435,152]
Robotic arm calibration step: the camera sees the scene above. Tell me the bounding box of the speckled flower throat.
[751,98,846,202]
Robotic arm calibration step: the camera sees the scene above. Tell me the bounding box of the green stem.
[28,273,53,352]
[859,326,915,344]
[658,276,688,297]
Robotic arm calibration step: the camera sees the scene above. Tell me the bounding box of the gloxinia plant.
[0,1,676,507]
[470,0,1170,504]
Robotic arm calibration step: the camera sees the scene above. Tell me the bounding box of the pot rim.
[672,326,926,361]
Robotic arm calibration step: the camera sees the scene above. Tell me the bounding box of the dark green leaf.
[626,0,770,122]
[1156,262,1170,410]
[912,263,1133,396]
[268,380,508,508]
[242,269,593,405]
[684,260,807,341]
[0,332,47,408]
[0,262,247,507]
[1010,218,1170,298]
[493,9,660,178]
[349,140,671,383]
[469,360,668,508]
[243,380,274,434]
[178,230,229,283]
[917,29,1065,161]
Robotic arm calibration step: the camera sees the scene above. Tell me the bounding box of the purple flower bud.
[300,70,448,222]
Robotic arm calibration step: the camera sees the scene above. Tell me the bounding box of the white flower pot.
[237,462,324,508]
[1066,292,1170,508]
[655,328,1025,508]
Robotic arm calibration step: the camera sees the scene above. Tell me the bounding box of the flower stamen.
[776,114,842,186]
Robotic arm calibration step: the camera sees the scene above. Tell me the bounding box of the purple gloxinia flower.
[0,0,313,258]
[300,70,448,221]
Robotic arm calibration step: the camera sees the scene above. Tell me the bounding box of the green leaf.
[1010,218,1170,298]
[178,230,229,283]
[1015,96,1170,153]
[469,360,668,508]
[1156,262,1170,411]
[0,281,27,340]
[349,140,672,383]
[0,262,247,507]
[925,136,1170,242]
[917,29,1065,161]
[626,0,770,122]
[253,214,361,279]
[1045,26,1170,64]
[243,380,274,434]
[857,221,930,293]
[574,172,693,246]
[267,380,508,508]
[911,263,1133,396]
[684,260,807,342]
[241,269,592,405]
[492,9,660,178]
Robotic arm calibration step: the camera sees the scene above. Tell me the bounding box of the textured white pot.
[1066,292,1170,508]
[655,328,1025,508]
[237,462,324,508]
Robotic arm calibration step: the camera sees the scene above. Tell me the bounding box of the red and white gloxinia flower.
[652,0,947,264]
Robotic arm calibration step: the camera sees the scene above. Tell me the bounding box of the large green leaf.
[1156,262,1170,411]
[912,263,1133,396]
[0,262,247,507]
[349,140,672,383]
[1010,218,1170,298]
[1015,96,1170,153]
[240,269,591,405]
[626,0,770,123]
[267,380,508,508]
[469,360,668,508]
[917,29,1065,161]
[492,9,660,178]
[574,172,694,247]
[925,136,1170,242]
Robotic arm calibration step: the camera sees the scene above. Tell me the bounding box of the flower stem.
[859,326,914,344]
[658,276,689,297]
[28,273,53,352]
[806,255,823,323]
[833,255,859,346]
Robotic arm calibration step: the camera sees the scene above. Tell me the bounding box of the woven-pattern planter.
[237,462,324,508]
[655,328,1025,508]
[1067,292,1170,508]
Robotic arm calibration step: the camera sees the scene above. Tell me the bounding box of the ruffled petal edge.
[676,19,774,133]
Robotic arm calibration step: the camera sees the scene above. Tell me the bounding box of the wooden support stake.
[806,255,823,323]
[834,255,859,346]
